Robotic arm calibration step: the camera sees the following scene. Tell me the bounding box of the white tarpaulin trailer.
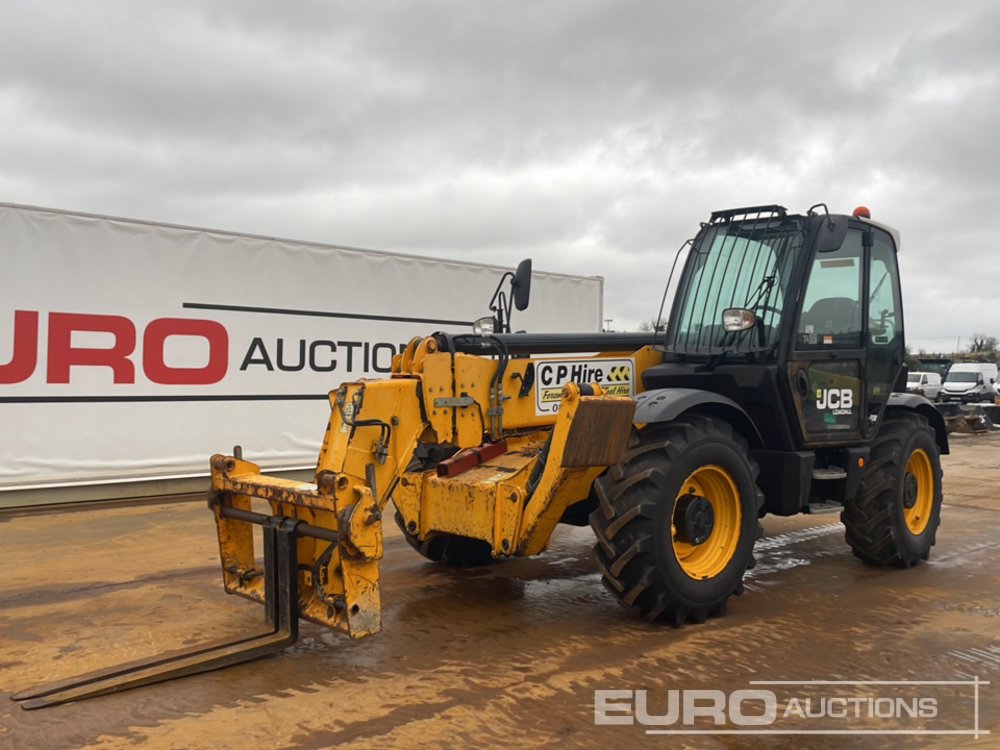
[0,203,604,508]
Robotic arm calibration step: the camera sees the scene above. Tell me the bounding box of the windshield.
[668,220,804,354]
[907,373,921,383]
[947,372,979,383]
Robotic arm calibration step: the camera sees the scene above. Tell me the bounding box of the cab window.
[868,231,902,346]
[797,229,863,348]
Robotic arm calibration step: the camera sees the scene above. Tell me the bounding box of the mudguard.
[633,387,764,449]
[886,392,950,454]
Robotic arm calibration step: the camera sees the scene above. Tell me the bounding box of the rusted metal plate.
[560,397,636,468]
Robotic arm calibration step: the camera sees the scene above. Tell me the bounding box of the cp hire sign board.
[0,202,604,496]
[535,358,635,414]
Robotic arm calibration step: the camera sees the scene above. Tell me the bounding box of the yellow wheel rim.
[903,448,934,535]
[671,465,742,580]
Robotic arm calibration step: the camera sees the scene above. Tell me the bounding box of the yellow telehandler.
[15,204,948,708]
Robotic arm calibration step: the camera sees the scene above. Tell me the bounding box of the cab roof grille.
[709,205,787,224]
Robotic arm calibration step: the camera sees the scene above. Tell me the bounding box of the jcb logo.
[815,388,853,410]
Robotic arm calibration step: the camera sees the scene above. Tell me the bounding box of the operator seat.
[801,297,859,335]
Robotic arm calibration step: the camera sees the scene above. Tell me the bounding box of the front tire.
[842,412,943,567]
[589,415,763,625]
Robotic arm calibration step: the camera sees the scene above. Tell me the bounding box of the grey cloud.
[1,0,999,348]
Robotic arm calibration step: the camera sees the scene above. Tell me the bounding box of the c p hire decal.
[535,358,634,414]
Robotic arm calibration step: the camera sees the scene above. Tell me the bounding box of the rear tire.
[842,412,942,567]
[393,510,497,567]
[589,415,763,625]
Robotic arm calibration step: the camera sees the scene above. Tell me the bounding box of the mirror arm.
[488,272,514,333]
[491,290,510,334]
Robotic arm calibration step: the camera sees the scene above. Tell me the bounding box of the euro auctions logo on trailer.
[0,203,604,491]
[535,357,635,414]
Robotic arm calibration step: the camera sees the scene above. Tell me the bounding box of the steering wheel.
[753,305,782,323]
[870,308,896,332]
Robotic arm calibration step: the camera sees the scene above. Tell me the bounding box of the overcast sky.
[2,1,998,352]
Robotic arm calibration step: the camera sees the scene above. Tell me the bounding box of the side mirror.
[722,308,755,332]
[815,216,848,253]
[486,258,533,334]
[512,259,532,311]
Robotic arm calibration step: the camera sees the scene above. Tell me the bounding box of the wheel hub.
[903,472,919,509]
[674,493,715,545]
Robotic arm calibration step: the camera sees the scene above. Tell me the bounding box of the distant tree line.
[967,333,998,354]
[909,332,1000,370]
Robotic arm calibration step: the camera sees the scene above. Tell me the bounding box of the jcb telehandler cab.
[16,203,946,708]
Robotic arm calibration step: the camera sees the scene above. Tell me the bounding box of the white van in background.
[940,363,999,403]
[906,371,942,401]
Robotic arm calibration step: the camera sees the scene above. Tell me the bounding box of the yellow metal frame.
[209,337,659,639]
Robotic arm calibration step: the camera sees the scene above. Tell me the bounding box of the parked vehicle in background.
[916,357,952,381]
[940,363,999,403]
[906,371,942,401]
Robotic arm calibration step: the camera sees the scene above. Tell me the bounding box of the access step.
[811,467,847,480]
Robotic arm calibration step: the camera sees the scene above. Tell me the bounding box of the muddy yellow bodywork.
[209,337,659,639]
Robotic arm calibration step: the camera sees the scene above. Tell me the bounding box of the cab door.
[787,223,904,445]
[787,227,866,445]
[862,226,904,436]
